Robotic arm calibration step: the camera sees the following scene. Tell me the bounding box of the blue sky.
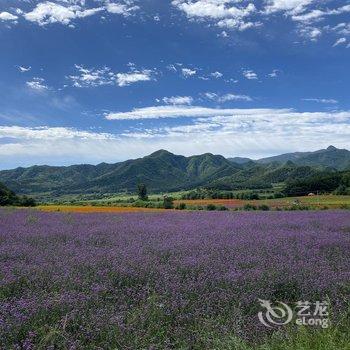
[0,0,349,169]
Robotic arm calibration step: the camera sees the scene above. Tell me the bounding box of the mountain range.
[0,146,349,199]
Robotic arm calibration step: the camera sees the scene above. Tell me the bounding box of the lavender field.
[1,209,350,349]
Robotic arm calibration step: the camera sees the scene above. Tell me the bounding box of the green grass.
[255,195,350,209]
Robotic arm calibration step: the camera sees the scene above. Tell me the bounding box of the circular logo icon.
[258,299,293,328]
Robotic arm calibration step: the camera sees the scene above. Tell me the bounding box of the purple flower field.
[0,209,350,349]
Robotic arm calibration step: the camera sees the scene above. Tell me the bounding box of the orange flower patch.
[38,205,166,213]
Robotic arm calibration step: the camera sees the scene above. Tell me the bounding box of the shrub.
[217,205,228,211]
[258,204,270,211]
[243,204,257,211]
[18,196,36,207]
[288,205,310,211]
[163,196,174,209]
[206,204,217,211]
[176,203,187,210]
[132,200,148,207]
[334,184,349,195]
[236,192,260,200]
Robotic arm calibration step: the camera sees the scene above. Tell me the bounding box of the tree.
[19,196,37,207]
[0,182,36,207]
[0,182,18,206]
[163,196,174,209]
[334,184,348,195]
[137,183,148,201]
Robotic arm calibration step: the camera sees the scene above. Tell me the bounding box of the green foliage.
[182,188,235,200]
[137,183,148,201]
[333,184,349,195]
[236,192,260,200]
[206,204,217,211]
[283,171,349,197]
[0,182,18,206]
[258,145,350,170]
[132,200,163,209]
[243,204,257,211]
[0,182,36,207]
[19,196,36,207]
[1,147,349,200]
[163,196,174,209]
[217,205,229,211]
[176,203,187,210]
[258,204,270,211]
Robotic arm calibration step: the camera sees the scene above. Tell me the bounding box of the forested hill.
[0,146,349,198]
[256,145,350,170]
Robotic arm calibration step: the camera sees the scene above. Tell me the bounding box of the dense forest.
[0,182,36,207]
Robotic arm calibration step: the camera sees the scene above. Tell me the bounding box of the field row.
[1,209,349,349]
[37,195,350,213]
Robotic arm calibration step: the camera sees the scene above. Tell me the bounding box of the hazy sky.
[0,0,349,168]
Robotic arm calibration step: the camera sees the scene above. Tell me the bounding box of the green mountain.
[0,150,240,198]
[207,161,325,190]
[0,146,348,199]
[257,146,350,170]
[227,157,253,165]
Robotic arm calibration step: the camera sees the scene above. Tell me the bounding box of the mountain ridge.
[256,145,350,169]
[0,146,349,198]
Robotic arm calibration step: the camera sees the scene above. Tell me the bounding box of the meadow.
[0,208,349,349]
[173,195,350,210]
[38,194,350,213]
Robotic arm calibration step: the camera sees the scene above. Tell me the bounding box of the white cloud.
[0,11,18,21]
[210,71,223,78]
[0,126,114,141]
[291,9,325,23]
[264,0,315,15]
[218,30,228,37]
[105,106,287,120]
[181,68,197,78]
[204,92,252,102]
[167,64,178,72]
[219,93,252,102]
[116,69,153,87]
[302,98,338,104]
[268,69,280,78]
[24,2,104,26]
[297,26,322,41]
[331,23,350,36]
[69,65,114,87]
[19,0,139,26]
[333,37,347,47]
[26,77,49,91]
[217,18,261,31]
[2,109,349,167]
[172,0,257,31]
[292,5,350,23]
[162,96,193,105]
[18,66,31,73]
[243,70,258,80]
[1,108,350,167]
[105,1,139,16]
[68,64,154,88]
[172,0,255,19]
